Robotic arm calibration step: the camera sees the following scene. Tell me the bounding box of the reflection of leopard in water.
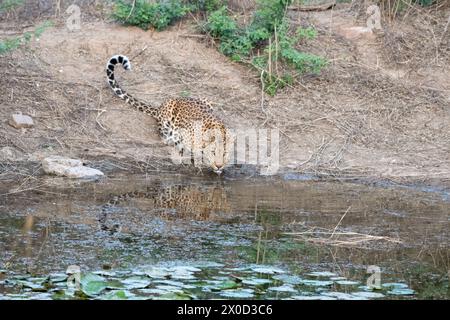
[99,184,230,233]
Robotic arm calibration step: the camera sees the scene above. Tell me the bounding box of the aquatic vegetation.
[0,264,418,300]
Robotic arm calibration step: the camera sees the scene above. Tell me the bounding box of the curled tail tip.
[106,54,131,71]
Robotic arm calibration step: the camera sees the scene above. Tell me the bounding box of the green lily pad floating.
[268,285,297,293]
[387,288,415,296]
[171,266,202,272]
[336,280,359,286]
[357,285,382,291]
[330,277,347,281]
[194,262,225,268]
[272,274,302,285]
[49,273,68,283]
[321,292,364,300]
[291,295,337,300]
[15,278,49,291]
[307,271,337,277]
[155,285,184,293]
[251,266,285,275]
[138,288,170,295]
[80,273,108,296]
[153,292,193,300]
[219,289,254,298]
[155,280,185,287]
[382,282,409,289]
[105,279,125,290]
[300,279,334,287]
[212,280,242,291]
[242,278,273,286]
[93,270,117,277]
[27,292,53,300]
[98,290,132,300]
[167,266,199,280]
[120,276,151,289]
[351,291,385,299]
[144,267,170,279]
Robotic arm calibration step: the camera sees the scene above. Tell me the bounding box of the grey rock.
[42,156,104,179]
[9,113,34,129]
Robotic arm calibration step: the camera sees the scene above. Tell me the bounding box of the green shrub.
[112,0,327,95]
[0,0,24,12]
[112,0,191,31]
[205,6,237,38]
[0,20,53,55]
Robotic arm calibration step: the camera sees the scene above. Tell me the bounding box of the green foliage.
[0,37,22,55]
[205,6,237,38]
[0,20,53,55]
[0,0,24,12]
[112,0,191,31]
[194,0,225,12]
[204,0,326,95]
[112,0,327,95]
[250,0,292,34]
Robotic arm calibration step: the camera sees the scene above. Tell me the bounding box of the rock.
[42,156,104,179]
[0,146,23,161]
[9,113,34,129]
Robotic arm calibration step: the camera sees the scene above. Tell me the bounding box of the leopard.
[106,55,233,175]
[98,183,231,233]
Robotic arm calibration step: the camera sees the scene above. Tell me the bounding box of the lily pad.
[273,274,303,285]
[145,267,170,279]
[268,285,297,293]
[49,273,68,283]
[153,292,193,300]
[336,280,359,286]
[155,285,184,293]
[321,292,363,300]
[251,266,285,274]
[98,290,132,300]
[300,279,334,287]
[307,271,337,277]
[351,291,385,299]
[382,282,409,289]
[211,280,242,291]
[80,273,108,296]
[219,289,254,298]
[120,276,151,289]
[291,295,337,300]
[387,288,415,296]
[155,280,185,287]
[242,278,273,286]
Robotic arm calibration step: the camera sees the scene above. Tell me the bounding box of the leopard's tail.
[106,55,158,117]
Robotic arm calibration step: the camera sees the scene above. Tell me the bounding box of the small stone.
[0,146,23,161]
[9,113,34,129]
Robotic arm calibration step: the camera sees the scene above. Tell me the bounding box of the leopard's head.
[201,125,234,175]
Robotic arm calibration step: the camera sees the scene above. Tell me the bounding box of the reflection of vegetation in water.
[237,208,320,265]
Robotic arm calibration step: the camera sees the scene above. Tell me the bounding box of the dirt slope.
[1,4,449,183]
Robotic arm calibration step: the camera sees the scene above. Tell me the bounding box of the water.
[0,174,448,299]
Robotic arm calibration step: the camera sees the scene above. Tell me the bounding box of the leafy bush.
[0,0,24,12]
[112,0,191,31]
[204,1,327,95]
[112,0,327,95]
[205,6,237,38]
[0,20,53,55]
